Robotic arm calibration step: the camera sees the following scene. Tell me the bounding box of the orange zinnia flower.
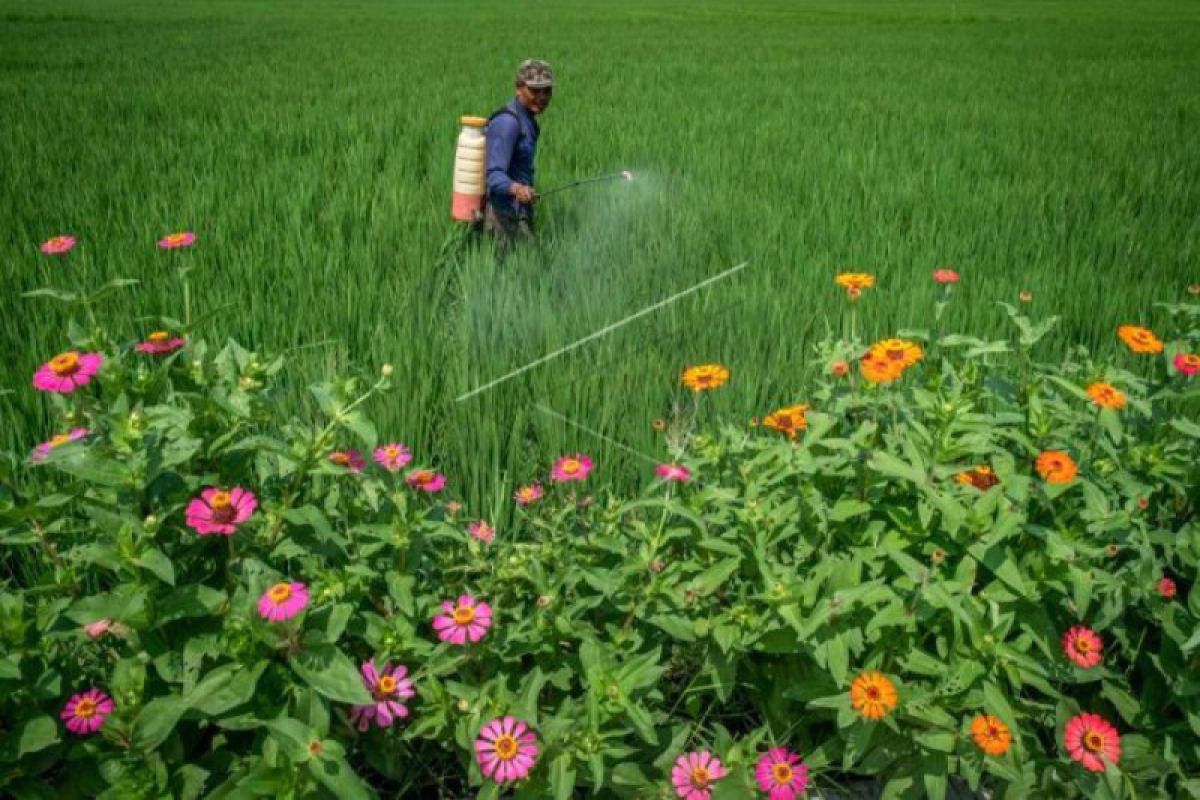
[869,338,923,369]
[1086,383,1125,409]
[860,353,903,384]
[1036,451,1077,484]
[956,465,1000,491]
[1117,325,1163,355]
[835,273,875,291]
[762,404,810,440]
[849,671,897,720]
[681,364,730,392]
[970,714,1012,756]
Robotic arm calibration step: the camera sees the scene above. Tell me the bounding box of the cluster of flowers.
[40,231,196,255]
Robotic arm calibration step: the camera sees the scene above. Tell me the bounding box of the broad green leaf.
[826,633,849,688]
[134,693,188,752]
[289,645,373,705]
[549,754,576,800]
[136,548,176,586]
[308,752,372,800]
[690,558,740,594]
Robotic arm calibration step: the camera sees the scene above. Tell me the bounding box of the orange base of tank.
[452,192,483,221]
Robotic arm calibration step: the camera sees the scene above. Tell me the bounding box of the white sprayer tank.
[452,115,487,221]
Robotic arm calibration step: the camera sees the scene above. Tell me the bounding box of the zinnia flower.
[762,404,810,440]
[135,331,186,355]
[41,235,76,255]
[1156,577,1177,599]
[475,716,538,784]
[1036,451,1077,484]
[186,487,257,535]
[432,595,492,644]
[869,338,923,369]
[956,465,999,491]
[656,463,692,482]
[157,231,196,249]
[1086,382,1125,409]
[755,748,808,799]
[1062,626,1103,669]
[1064,713,1120,773]
[348,660,415,731]
[850,671,897,720]
[83,619,129,640]
[1117,325,1163,355]
[681,364,730,392]
[835,273,875,291]
[933,269,960,284]
[514,483,543,506]
[32,351,104,394]
[860,352,903,384]
[469,520,495,544]
[970,714,1012,755]
[329,450,365,473]
[1175,353,1200,377]
[373,443,412,472]
[551,453,593,482]
[672,750,727,800]
[406,468,446,492]
[61,688,114,735]
[830,360,849,377]
[1188,283,1200,296]
[258,581,309,622]
[31,427,89,462]
[1019,290,1033,303]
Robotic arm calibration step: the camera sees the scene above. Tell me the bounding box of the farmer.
[482,59,553,247]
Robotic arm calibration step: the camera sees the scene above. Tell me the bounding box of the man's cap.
[516,59,554,88]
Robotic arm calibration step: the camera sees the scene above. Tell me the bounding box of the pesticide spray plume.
[537,169,635,199]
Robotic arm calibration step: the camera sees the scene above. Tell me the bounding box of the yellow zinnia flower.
[869,338,923,369]
[681,364,730,392]
[762,404,810,440]
[835,273,875,291]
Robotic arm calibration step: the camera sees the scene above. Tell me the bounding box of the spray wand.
[535,170,634,200]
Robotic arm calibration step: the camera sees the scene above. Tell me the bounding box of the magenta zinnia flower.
[1175,353,1200,377]
[551,453,593,483]
[41,235,76,255]
[329,449,366,473]
[373,443,412,472]
[186,487,257,536]
[432,595,492,644]
[258,581,309,622]
[656,463,692,482]
[514,483,543,506]
[348,659,415,731]
[136,331,186,354]
[31,427,89,462]
[755,748,809,800]
[33,351,103,394]
[406,469,446,492]
[469,520,495,544]
[1065,713,1120,773]
[672,751,727,800]
[61,688,114,735]
[158,231,196,249]
[475,716,538,784]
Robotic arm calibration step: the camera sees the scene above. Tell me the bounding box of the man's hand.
[510,182,538,205]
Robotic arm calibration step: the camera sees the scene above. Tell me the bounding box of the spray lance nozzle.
[535,170,634,200]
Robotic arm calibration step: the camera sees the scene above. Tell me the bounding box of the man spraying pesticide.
[450,58,633,251]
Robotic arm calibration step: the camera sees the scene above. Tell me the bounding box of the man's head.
[515,59,553,115]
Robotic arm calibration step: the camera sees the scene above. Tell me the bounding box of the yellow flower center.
[494,734,518,760]
[772,763,793,785]
[691,767,711,787]
[1075,637,1092,653]
[453,604,475,624]
[209,490,235,522]
[149,331,169,343]
[74,698,98,719]
[385,446,400,458]
[268,583,292,603]
[1084,731,1105,753]
[50,352,80,376]
[377,676,397,696]
[210,491,232,509]
[332,453,350,465]
[562,459,580,474]
[49,433,72,448]
[166,233,187,245]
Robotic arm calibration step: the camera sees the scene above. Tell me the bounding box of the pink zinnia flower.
[755,748,809,800]
[432,595,492,644]
[656,463,692,482]
[32,351,104,394]
[348,660,415,731]
[672,750,727,800]
[406,469,446,492]
[475,716,538,784]
[186,487,257,536]
[1174,353,1200,377]
[1062,626,1103,669]
[551,453,593,483]
[84,619,113,639]
[41,235,76,255]
[258,581,309,622]
[1157,577,1177,599]
[514,483,543,506]
[61,688,114,735]
[1065,713,1120,773]
[31,427,89,462]
[157,231,196,249]
[136,331,186,354]
[469,520,495,544]
[373,443,412,472]
[329,449,366,473]
[933,269,960,284]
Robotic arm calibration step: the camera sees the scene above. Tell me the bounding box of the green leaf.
[188,661,268,716]
[826,633,849,688]
[549,754,576,800]
[691,558,740,593]
[264,717,317,762]
[133,693,188,752]
[1,713,59,758]
[308,752,372,800]
[829,498,871,521]
[913,730,956,753]
[341,411,377,449]
[289,645,373,705]
[869,451,926,485]
[136,548,176,586]
[647,615,696,642]
[157,585,226,624]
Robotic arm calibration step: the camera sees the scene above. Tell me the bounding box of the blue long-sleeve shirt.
[485,98,540,218]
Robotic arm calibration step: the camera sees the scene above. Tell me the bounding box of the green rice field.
[2,0,1198,511]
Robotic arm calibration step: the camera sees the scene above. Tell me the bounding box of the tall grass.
[2,0,1197,511]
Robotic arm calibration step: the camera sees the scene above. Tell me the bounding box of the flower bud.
[381,363,394,378]
[456,698,470,712]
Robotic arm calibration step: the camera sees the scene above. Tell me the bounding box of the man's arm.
[485,114,520,197]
